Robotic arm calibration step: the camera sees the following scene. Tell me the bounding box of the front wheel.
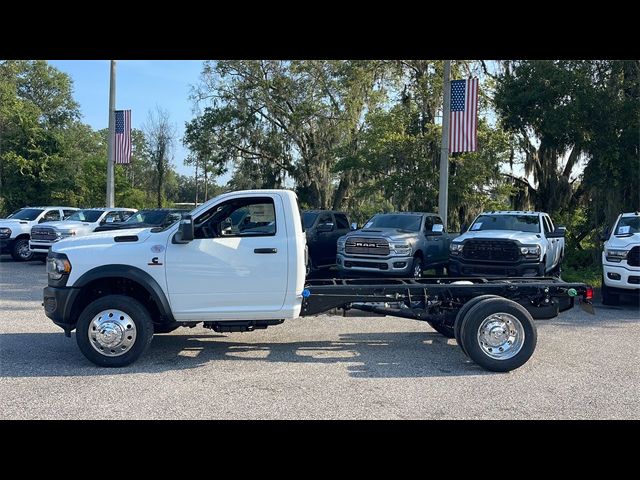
[11,239,34,261]
[76,295,154,367]
[459,297,537,372]
[601,275,620,306]
[411,256,424,279]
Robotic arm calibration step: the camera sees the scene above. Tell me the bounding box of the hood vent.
[114,235,138,243]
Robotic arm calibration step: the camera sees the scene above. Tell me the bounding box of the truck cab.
[0,206,79,261]
[336,212,456,278]
[601,212,640,305]
[448,211,565,277]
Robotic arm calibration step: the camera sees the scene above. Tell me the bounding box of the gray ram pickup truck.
[336,212,457,278]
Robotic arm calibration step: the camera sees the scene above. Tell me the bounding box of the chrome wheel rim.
[17,241,32,259]
[477,313,524,360]
[88,309,137,357]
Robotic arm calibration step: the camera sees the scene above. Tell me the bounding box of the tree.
[143,107,175,208]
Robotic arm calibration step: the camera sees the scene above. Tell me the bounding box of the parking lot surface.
[1,256,638,419]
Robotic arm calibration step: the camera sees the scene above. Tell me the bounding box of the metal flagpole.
[438,60,451,230]
[106,60,116,208]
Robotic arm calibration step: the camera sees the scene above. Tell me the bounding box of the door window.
[317,213,333,230]
[542,216,552,234]
[63,209,77,219]
[195,197,277,239]
[334,213,349,230]
[103,211,122,223]
[42,210,61,222]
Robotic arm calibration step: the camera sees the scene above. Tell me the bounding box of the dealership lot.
[1,256,638,420]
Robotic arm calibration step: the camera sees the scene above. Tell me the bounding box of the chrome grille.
[31,227,57,242]
[345,237,390,256]
[462,239,520,262]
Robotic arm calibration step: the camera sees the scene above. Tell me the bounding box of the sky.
[48,60,222,180]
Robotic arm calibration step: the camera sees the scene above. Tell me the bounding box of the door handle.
[254,248,277,254]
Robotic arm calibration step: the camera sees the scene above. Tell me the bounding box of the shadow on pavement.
[0,330,489,379]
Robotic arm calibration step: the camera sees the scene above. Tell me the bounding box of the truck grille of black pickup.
[31,227,57,242]
[627,246,640,267]
[345,237,390,256]
[462,240,520,262]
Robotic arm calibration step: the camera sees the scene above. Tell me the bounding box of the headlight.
[56,229,77,238]
[390,243,411,255]
[47,255,72,280]
[605,249,628,263]
[449,243,464,255]
[520,246,541,259]
[337,238,346,252]
[0,227,11,239]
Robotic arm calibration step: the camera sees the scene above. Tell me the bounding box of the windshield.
[66,210,103,223]
[615,216,640,235]
[8,208,44,221]
[364,214,422,232]
[470,215,540,233]
[303,212,318,229]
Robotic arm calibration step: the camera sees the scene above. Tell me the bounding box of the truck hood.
[0,219,33,234]
[454,230,543,244]
[40,220,94,231]
[52,227,154,252]
[606,232,640,249]
[346,228,417,242]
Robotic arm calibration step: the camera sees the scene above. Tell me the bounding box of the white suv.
[29,208,137,255]
[601,212,640,305]
[0,206,79,261]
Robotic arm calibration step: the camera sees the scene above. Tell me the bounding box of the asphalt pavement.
[1,256,638,419]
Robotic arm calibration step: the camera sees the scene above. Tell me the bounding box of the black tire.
[76,295,154,367]
[459,297,537,372]
[153,322,179,334]
[601,275,620,306]
[411,256,424,279]
[427,321,455,338]
[454,294,503,356]
[11,238,33,261]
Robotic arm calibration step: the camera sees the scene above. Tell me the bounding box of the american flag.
[114,110,132,164]
[449,78,478,153]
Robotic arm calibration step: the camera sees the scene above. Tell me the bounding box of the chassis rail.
[301,276,594,318]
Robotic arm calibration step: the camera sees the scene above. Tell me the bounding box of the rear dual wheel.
[456,297,537,372]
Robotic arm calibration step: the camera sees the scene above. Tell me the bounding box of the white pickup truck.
[29,207,137,255]
[0,206,79,261]
[43,189,593,372]
[601,212,640,305]
[448,211,565,277]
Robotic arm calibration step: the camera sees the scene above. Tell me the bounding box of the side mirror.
[600,226,610,242]
[317,222,334,232]
[173,214,194,244]
[350,222,358,231]
[460,223,468,233]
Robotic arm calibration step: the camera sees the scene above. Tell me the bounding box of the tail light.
[585,286,593,301]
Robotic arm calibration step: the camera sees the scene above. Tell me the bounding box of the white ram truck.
[42,189,593,372]
[0,206,79,261]
[29,208,137,255]
[448,211,565,277]
[601,212,640,305]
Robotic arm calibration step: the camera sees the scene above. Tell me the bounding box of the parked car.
[303,210,353,272]
[29,208,137,256]
[448,211,565,277]
[93,209,189,232]
[601,211,640,305]
[336,212,456,278]
[0,206,79,261]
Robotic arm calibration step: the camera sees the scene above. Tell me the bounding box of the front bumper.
[602,262,640,293]
[448,257,544,277]
[29,241,53,253]
[0,238,11,253]
[337,253,414,275]
[43,286,81,332]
